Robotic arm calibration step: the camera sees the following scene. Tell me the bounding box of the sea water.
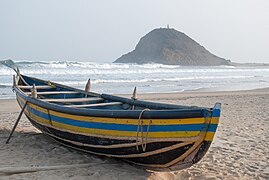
[1,61,269,99]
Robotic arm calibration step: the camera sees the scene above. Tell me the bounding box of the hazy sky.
[1,0,268,63]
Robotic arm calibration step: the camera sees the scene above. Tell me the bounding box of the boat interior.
[15,75,203,111]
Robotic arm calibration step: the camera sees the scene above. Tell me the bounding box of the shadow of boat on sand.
[0,129,151,178]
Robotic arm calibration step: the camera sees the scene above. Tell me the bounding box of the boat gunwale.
[21,74,205,109]
[14,75,213,119]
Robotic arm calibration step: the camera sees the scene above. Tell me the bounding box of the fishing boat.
[1,60,221,171]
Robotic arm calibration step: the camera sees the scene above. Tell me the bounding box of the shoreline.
[118,87,269,102]
[1,86,269,101]
[0,88,268,179]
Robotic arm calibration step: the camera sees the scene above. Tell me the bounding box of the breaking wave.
[1,60,269,98]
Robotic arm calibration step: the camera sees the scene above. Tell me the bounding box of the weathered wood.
[6,101,28,144]
[13,75,17,86]
[31,84,37,98]
[85,78,91,92]
[25,91,79,95]
[41,97,104,103]
[18,85,54,89]
[64,102,122,108]
[132,87,137,100]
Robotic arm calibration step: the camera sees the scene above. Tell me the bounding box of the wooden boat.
[2,60,221,171]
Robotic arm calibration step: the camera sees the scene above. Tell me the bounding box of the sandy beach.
[0,89,268,180]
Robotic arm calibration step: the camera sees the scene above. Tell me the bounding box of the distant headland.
[114,28,230,66]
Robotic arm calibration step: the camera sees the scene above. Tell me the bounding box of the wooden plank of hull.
[41,97,104,103]
[28,117,184,152]
[28,117,136,146]
[58,137,209,171]
[53,136,195,166]
[24,91,80,95]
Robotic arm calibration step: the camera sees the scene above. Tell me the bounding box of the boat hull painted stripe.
[17,97,218,132]
[28,106,218,132]
[27,111,202,138]
[17,98,217,141]
[18,96,219,125]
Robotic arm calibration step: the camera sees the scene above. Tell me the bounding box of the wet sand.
[0,89,268,179]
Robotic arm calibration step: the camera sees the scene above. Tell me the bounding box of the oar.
[5,101,28,144]
[0,59,19,74]
[0,59,29,86]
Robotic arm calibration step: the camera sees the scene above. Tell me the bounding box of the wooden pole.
[31,84,37,98]
[6,102,28,144]
[85,78,91,98]
[131,87,137,100]
[12,75,16,87]
[131,87,137,110]
[85,78,91,92]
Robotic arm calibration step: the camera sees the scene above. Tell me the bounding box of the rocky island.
[114,28,230,66]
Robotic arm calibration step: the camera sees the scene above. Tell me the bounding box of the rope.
[136,108,151,152]
[202,110,213,132]
[197,110,213,143]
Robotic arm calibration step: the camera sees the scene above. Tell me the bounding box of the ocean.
[1,61,269,99]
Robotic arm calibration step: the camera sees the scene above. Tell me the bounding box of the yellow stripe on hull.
[26,110,201,138]
[204,132,216,141]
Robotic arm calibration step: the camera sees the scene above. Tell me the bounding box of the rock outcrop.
[114,28,229,66]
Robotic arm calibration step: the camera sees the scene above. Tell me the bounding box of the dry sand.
[0,89,268,180]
